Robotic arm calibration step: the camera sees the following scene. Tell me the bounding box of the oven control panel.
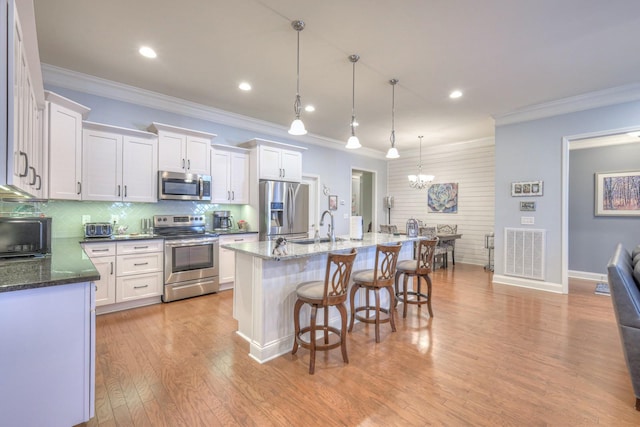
[153,215,206,227]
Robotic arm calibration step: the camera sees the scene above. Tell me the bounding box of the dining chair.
[394,238,438,318]
[419,226,448,268]
[292,249,358,374]
[348,243,402,343]
[436,224,458,266]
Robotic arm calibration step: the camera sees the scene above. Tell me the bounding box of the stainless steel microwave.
[0,217,52,258]
[158,171,211,201]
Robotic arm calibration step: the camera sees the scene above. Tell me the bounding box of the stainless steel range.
[153,214,219,302]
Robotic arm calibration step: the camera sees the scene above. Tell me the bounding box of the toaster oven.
[84,222,113,238]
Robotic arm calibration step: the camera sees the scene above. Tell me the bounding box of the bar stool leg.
[374,288,381,343]
[337,303,349,363]
[402,274,410,319]
[292,299,303,355]
[309,305,317,375]
[348,284,359,332]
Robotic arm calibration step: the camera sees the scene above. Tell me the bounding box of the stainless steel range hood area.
[0,184,46,203]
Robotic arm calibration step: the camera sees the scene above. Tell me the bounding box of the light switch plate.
[521,216,535,225]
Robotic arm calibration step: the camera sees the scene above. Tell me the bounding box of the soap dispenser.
[313,226,321,244]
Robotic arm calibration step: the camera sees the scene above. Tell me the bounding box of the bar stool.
[394,238,438,318]
[292,249,357,374]
[348,244,402,343]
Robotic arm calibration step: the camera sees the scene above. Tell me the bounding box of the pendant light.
[408,135,434,189]
[288,20,307,136]
[386,79,400,159]
[345,54,362,149]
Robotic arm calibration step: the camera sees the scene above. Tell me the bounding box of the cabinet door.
[122,135,157,203]
[280,149,302,182]
[48,102,82,200]
[211,149,231,203]
[258,145,282,180]
[92,256,116,306]
[157,131,187,173]
[229,151,249,204]
[219,234,258,289]
[116,272,163,302]
[186,136,210,174]
[82,129,122,201]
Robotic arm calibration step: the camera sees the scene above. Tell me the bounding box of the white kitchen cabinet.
[115,240,163,303]
[82,242,116,307]
[0,281,95,426]
[46,91,90,200]
[218,233,259,290]
[82,121,158,203]
[1,0,46,199]
[83,239,163,311]
[210,144,249,204]
[149,122,216,175]
[239,138,305,183]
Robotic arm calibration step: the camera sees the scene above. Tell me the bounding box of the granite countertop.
[211,229,257,236]
[221,232,419,261]
[80,233,164,243]
[0,238,100,293]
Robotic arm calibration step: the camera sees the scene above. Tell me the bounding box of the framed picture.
[511,180,543,197]
[595,171,640,216]
[427,183,458,213]
[328,195,338,211]
[520,201,536,211]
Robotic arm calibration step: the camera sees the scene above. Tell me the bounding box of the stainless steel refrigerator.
[259,180,309,241]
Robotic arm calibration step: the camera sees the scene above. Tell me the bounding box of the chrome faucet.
[320,210,336,242]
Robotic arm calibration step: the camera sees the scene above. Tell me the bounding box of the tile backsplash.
[1,200,256,238]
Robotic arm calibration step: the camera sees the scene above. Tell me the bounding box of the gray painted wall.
[569,144,640,274]
[45,85,388,236]
[495,99,640,289]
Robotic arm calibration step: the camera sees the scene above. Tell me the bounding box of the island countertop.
[221,232,419,260]
[0,238,100,293]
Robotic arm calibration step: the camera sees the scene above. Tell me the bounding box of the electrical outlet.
[110,215,119,224]
[81,215,91,225]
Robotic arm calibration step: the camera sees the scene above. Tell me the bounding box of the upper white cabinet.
[46,91,90,200]
[2,0,46,198]
[82,121,158,203]
[210,144,249,204]
[240,138,305,183]
[148,122,216,175]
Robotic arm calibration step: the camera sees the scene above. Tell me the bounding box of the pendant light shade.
[288,20,307,136]
[408,135,434,188]
[345,54,361,149]
[386,79,400,159]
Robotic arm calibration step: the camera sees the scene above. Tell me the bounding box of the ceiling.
[32,0,640,154]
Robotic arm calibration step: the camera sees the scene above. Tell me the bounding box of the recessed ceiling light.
[449,90,463,99]
[305,105,315,112]
[139,46,157,59]
[238,82,252,91]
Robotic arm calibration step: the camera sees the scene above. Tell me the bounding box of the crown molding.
[494,83,640,126]
[41,64,386,159]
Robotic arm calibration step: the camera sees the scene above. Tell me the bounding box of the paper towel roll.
[350,216,363,240]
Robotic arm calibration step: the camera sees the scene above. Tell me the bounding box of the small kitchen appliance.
[84,222,113,238]
[0,217,52,258]
[213,211,234,230]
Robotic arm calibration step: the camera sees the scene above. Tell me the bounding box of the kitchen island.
[222,232,418,363]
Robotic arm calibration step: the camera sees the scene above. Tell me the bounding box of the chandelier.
[408,135,434,189]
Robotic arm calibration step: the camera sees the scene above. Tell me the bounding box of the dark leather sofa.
[607,243,640,410]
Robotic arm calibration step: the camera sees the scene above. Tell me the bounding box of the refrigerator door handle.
[289,186,296,230]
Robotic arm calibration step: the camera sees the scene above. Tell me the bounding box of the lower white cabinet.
[83,239,163,310]
[219,233,259,290]
[0,281,95,426]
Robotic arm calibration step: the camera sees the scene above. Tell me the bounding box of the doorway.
[351,168,376,233]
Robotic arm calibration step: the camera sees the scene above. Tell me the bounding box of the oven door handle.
[165,238,219,247]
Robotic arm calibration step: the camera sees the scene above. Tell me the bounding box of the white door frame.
[303,174,320,238]
[350,167,377,233]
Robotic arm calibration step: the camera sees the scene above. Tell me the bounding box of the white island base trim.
[233,242,413,363]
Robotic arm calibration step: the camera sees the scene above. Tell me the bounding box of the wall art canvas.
[511,180,543,197]
[595,171,640,216]
[428,183,458,213]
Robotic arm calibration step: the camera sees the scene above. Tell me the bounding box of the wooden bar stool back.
[394,238,438,318]
[292,249,357,374]
[348,243,402,343]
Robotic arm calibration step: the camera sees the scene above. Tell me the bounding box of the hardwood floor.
[78,264,639,426]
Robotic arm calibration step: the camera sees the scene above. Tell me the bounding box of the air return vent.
[504,228,545,280]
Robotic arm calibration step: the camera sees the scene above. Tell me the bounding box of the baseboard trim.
[568,270,607,282]
[492,274,564,294]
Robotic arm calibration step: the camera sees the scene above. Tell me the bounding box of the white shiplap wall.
[386,138,495,266]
